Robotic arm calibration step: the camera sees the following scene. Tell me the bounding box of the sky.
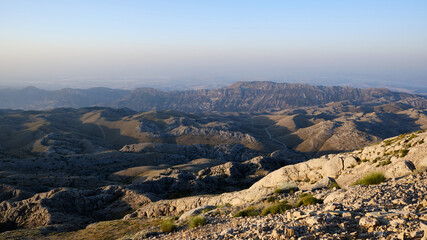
[0,0,426,91]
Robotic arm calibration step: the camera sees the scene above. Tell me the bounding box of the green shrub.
[274,186,298,195]
[188,216,206,229]
[376,159,391,167]
[298,193,311,198]
[274,188,285,194]
[265,196,278,203]
[352,172,386,186]
[217,203,232,208]
[295,193,322,207]
[261,202,292,216]
[274,181,298,195]
[328,182,341,189]
[399,149,409,157]
[407,134,417,141]
[233,207,259,218]
[160,219,177,232]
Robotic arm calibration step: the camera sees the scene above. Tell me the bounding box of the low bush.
[261,201,292,216]
[328,182,341,189]
[265,196,278,203]
[188,216,206,229]
[160,219,177,233]
[274,181,298,195]
[295,193,322,207]
[233,206,259,218]
[217,203,232,208]
[352,172,386,186]
[399,149,409,158]
[376,159,391,167]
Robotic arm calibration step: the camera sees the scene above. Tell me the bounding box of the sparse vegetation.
[274,181,298,195]
[233,206,260,218]
[328,182,341,189]
[265,196,278,203]
[160,219,177,232]
[261,201,292,216]
[217,203,232,208]
[376,158,392,167]
[295,193,322,207]
[399,149,409,157]
[188,216,206,229]
[352,172,386,186]
[406,134,417,141]
[383,139,393,146]
[274,188,285,194]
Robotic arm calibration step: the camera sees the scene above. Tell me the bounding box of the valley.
[0,82,426,239]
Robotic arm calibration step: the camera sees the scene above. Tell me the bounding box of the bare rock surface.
[0,185,152,232]
[126,131,427,218]
[131,172,427,240]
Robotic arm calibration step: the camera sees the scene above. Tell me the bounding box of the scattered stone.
[359,216,380,228]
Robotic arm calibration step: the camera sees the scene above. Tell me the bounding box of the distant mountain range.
[1,81,426,111]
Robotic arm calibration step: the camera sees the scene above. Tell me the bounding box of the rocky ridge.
[114,81,427,112]
[125,131,427,218]
[143,172,427,240]
[1,82,426,112]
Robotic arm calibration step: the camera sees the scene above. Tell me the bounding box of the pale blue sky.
[0,0,426,90]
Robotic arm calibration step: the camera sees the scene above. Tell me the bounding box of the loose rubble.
[135,172,427,239]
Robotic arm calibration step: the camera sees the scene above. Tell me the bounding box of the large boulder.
[385,160,416,178]
[322,156,344,177]
[307,177,339,191]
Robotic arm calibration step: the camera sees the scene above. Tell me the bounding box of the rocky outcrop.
[144,172,427,240]
[126,131,427,218]
[0,186,152,232]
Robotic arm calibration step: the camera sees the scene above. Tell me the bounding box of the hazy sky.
[1,0,426,90]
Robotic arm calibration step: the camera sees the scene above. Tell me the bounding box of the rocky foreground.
[137,172,427,240]
[0,131,426,239]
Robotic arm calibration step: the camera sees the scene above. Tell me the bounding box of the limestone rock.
[385,161,416,178]
[178,205,215,221]
[322,156,344,177]
[309,177,338,190]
